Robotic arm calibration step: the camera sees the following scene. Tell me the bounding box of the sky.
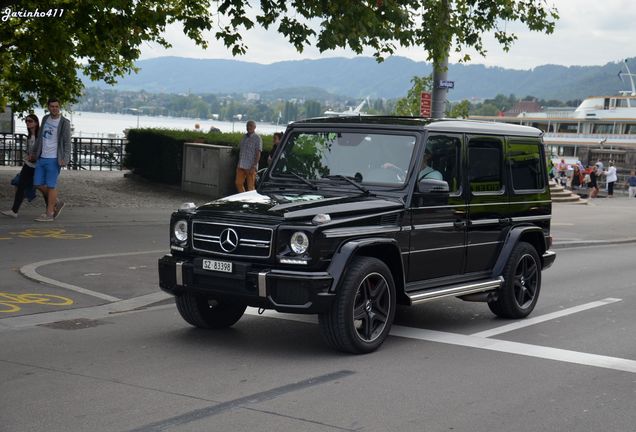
[140,1,636,70]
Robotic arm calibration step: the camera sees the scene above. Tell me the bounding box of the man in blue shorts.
[32,98,71,222]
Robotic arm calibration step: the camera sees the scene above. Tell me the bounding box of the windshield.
[270,131,417,185]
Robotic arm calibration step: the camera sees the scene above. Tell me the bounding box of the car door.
[407,133,466,285]
[465,135,508,276]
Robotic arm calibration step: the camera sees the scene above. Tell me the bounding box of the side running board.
[406,277,503,305]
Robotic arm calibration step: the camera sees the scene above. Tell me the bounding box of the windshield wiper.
[324,175,372,195]
[284,171,319,190]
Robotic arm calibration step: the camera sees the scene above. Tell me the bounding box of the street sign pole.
[431,55,448,119]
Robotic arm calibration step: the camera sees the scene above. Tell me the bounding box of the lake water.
[14,110,286,137]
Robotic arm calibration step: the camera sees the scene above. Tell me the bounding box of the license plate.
[202,259,233,273]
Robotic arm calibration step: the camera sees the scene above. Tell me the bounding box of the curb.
[0,291,172,331]
[553,238,636,249]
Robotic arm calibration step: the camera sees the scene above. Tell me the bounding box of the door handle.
[498,217,511,225]
[453,220,467,229]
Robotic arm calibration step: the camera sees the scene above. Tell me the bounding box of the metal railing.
[0,133,126,170]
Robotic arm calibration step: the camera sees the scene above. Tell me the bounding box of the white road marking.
[247,303,636,374]
[20,250,164,302]
[471,298,623,338]
[390,326,636,374]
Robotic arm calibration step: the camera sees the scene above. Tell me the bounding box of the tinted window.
[421,134,461,193]
[468,137,504,193]
[507,139,545,191]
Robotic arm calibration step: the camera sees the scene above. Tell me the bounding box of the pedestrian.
[628,170,636,199]
[570,164,582,190]
[557,158,567,186]
[595,158,604,172]
[235,120,262,192]
[2,114,40,218]
[267,132,283,166]
[32,98,70,222]
[603,161,617,198]
[587,165,599,198]
[548,158,556,183]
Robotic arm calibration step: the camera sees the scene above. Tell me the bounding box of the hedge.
[125,128,275,184]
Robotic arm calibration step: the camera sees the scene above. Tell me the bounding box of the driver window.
[419,134,461,193]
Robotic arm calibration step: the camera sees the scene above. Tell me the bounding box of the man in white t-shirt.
[32,98,72,222]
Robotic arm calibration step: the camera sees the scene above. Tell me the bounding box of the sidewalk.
[1,167,635,248]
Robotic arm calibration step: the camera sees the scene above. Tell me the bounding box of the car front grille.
[192,221,273,258]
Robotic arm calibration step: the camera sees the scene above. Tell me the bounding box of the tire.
[319,257,396,354]
[488,242,541,319]
[175,292,246,329]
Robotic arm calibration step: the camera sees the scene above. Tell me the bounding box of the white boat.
[470,61,636,171]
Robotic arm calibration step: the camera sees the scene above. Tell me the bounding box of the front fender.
[327,237,404,294]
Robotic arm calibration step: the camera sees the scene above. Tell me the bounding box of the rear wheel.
[319,257,396,354]
[488,242,541,319]
[175,292,246,329]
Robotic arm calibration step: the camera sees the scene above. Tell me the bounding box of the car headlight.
[173,220,188,242]
[290,231,309,254]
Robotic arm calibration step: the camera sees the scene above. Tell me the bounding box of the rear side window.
[507,138,545,192]
[468,136,504,194]
[421,134,461,193]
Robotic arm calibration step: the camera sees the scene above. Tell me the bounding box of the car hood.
[196,190,404,221]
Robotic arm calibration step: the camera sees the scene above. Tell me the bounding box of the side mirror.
[417,178,449,193]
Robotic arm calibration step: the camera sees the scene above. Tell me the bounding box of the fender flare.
[491,225,545,278]
[327,237,404,294]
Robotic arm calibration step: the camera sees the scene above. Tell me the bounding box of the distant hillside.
[82,56,636,101]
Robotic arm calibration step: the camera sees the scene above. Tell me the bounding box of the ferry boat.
[471,61,636,171]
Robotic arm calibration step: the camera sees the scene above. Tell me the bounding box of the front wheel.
[175,292,246,329]
[319,257,396,354]
[488,242,541,319]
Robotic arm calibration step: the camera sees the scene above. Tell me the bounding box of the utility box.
[182,143,235,198]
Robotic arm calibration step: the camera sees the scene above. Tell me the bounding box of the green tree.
[2,0,558,114]
[394,75,433,116]
[471,102,500,116]
[0,0,214,113]
[447,100,470,118]
[303,100,322,118]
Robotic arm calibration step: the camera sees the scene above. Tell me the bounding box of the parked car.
[159,117,556,353]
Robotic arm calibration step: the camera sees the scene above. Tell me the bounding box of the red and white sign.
[420,92,431,117]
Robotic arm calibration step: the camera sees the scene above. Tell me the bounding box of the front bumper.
[158,254,335,314]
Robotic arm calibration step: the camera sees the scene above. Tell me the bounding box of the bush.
[125,129,275,184]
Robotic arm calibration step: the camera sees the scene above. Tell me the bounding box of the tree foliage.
[1,0,212,113]
[447,100,470,118]
[1,0,558,114]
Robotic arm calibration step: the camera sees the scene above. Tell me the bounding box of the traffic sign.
[420,92,431,117]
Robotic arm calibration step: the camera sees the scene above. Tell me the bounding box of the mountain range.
[83,56,636,101]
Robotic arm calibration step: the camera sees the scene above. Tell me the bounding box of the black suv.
[159,117,556,353]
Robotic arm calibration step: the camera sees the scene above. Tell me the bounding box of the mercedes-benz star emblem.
[219,228,239,252]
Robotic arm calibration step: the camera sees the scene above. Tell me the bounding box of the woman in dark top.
[267,132,284,166]
[587,165,599,198]
[2,114,40,218]
[571,165,581,189]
